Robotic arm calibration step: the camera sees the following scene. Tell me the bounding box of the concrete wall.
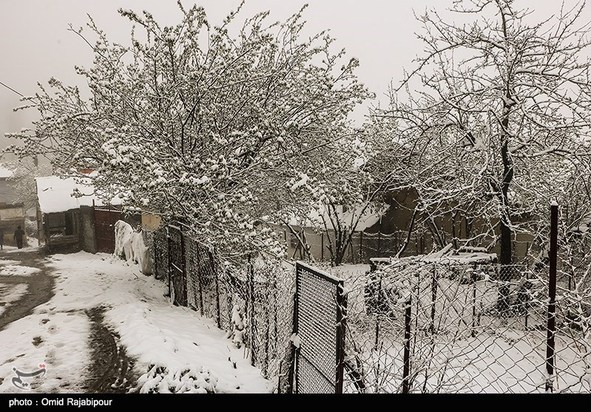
[141,212,162,231]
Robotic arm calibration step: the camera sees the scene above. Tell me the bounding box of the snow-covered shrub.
[114,220,134,261]
[228,294,247,348]
[114,220,152,275]
[135,364,217,394]
[131,231,152,275]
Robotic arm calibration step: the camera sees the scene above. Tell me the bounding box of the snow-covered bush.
[114,220,134,261]
[135,364,217,394]
[228,294,247,348]
[114,220,152,275]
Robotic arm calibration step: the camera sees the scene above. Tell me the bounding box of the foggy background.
[1,0,587,151]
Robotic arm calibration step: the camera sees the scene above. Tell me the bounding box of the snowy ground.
[0,248,274,394]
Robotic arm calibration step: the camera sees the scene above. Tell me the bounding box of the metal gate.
[93,207,121,253]
[293,262,346,393]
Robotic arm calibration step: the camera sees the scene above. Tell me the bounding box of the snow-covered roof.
[287,203,388,231]
[36,176,122,214]
[0,165,15,179]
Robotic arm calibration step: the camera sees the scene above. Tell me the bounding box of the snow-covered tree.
[4,1,369,262]
[373,0,591,271]
[283,128,390,266]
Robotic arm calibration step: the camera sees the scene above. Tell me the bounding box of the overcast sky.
[0,0,588,148]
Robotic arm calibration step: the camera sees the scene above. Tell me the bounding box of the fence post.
[152,230,159,280]
[166,226,172,299]
[545,202,558,392]
[248,254,256,367]
[335,281,347,394]
[288,287,299,394]
[180,226,186,306]
[429,265,438,334]
[373,271,382,351]
[402,297,412,394]
[472,269,477,337]
[195,243,204,316]
[263,270,270,376]
[208,248,221,329]
[359,231,364,263]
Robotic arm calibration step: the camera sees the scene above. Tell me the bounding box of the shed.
[35,176,122,253]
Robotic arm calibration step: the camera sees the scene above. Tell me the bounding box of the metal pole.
[402,297,412,394]
[195,243,204,316]
[430,265,437,335]
[335,281,346,394]
[545,202,558,392]
[180,226,186,306]
[472,270,477,337]
[166,226,171,299]
[208,249,221,329]
[360,231,364,263]
[248,254,256,367]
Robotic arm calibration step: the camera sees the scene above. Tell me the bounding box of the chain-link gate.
[293,262,346,393]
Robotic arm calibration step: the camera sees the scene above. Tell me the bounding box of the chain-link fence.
[145,221,591,393]
[340,260,591,393]
[147,225,296,387]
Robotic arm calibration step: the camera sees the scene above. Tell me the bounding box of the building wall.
[0,203,26,247]
[141,212,162,231]
[0,178,21,205]
[40,210,81,254]
[0,207,24,220]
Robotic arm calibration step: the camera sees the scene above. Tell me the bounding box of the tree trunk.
[497,94,515,314]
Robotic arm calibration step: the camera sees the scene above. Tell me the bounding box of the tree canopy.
[5,1,370,262]
[372,0,591,266]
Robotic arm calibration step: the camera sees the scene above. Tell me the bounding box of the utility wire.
[0,80,24,97]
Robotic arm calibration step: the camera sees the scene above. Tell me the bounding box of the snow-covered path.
[0,248,274,394]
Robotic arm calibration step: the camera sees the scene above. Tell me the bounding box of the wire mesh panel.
[294,262,345,394]
[341,260,591,393]
[168,225,187,306]
[184,235,203,314]
[193,241,219,321]
[152,228,168,281]
[144,217,591,393]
